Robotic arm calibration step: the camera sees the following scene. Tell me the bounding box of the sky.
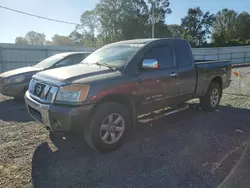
[0,0,250,43]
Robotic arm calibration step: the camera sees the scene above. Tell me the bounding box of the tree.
[212,9,250,46]
[118,0,152,40]
[212,9,238,45]
[15,31,46,45]
[15,37,28,44]
[69,30,85,44]
[79,10,99,47]
[96,0,172,44]
[181,7,215,47]
[148,0,171,22]
[25,31,46,45]
[235,12,250,40]
[96,0,129,42]
[49,34,73,45]
[168,24,183,38]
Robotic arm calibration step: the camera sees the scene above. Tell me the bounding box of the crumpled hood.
[34,64,116,83]
[0,66,43,78]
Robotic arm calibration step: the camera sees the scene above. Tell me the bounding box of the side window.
[143,45,173,69]
[56,54,83,67]
[82,53,90,60]
[175,42,192,67]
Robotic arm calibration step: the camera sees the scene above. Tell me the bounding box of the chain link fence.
[194,51,250,96]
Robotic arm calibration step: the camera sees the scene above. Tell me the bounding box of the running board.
[137,104,189,123]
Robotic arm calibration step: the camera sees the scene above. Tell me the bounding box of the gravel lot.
[1,68,250,188]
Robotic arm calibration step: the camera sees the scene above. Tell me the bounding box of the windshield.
[33,54,66,69]
[81,43,144,68]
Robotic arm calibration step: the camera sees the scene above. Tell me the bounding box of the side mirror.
[142,59,159,69]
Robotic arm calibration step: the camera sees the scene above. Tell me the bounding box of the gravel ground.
[1,68,250,188]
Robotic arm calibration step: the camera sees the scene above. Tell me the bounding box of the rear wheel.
[84,102,130,152]
[200,81,222,111]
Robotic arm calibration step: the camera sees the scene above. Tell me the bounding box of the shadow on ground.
[32,105,250,188]
[0,99,32,122]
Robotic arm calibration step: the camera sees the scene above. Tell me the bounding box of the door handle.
[170,72,178,77]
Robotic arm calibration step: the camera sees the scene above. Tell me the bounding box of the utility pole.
[152,1,155,38]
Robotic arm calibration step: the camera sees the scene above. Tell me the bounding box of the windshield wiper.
[94,62,115,71]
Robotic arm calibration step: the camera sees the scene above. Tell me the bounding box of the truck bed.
[193,59,232,98]
[195,60,230,64]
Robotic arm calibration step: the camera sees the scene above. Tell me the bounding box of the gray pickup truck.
[25,38,232,152]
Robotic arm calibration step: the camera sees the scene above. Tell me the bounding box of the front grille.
[33,82,46,97]
[29,79,58,103]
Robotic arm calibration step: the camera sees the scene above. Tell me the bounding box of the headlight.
[5,75,26,84]
[55,84,90,103]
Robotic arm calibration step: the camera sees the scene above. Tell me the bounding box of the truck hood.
[34,64,117,83]
[0,66,43,78]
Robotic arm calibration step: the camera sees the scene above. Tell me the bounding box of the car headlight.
[55,84,90,103]
[5,75,26,84]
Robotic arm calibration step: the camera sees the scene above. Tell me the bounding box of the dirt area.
[1,68,250,188]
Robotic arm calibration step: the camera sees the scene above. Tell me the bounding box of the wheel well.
[92,94,136,129]
[211,76,222,89]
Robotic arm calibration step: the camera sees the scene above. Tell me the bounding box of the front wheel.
[200,82,222,111]
[84,102,130,152]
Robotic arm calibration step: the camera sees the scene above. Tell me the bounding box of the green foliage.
[94,0,172,45]
[14,2,250,48]
[180,7,215,47]
[48,35,74,45]
[15,31,46,45]
[69,31,85,44]
[15,37,28,44]
[167,24,182,38]
[78,10,99,47]
[212,9,250,46]
[235,12,250,40]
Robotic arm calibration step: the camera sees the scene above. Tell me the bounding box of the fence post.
[244,52,246,63]
[45,48,48,58]
[0,47,3,73]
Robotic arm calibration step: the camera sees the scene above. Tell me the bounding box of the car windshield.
[81,43,144,68]
[33,54,66,69]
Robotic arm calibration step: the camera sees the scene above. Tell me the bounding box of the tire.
[84,102,130,152]
[200,81,222,111]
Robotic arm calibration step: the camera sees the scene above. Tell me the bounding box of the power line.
[172,0,250,1]
[0,5,79,25]
[172,0,250,2]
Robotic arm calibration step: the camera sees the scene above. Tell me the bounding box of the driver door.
[136,45,179,115]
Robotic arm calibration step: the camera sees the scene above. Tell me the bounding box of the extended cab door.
[174,41,196,102]
[136,45,179,114]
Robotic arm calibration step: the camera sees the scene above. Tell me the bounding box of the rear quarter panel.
[194,61,232,97]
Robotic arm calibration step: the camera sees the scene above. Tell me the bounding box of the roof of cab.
[113,38,187,45]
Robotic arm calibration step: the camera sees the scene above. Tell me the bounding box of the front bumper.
[0,82,29,97]
[25,91,94,132]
